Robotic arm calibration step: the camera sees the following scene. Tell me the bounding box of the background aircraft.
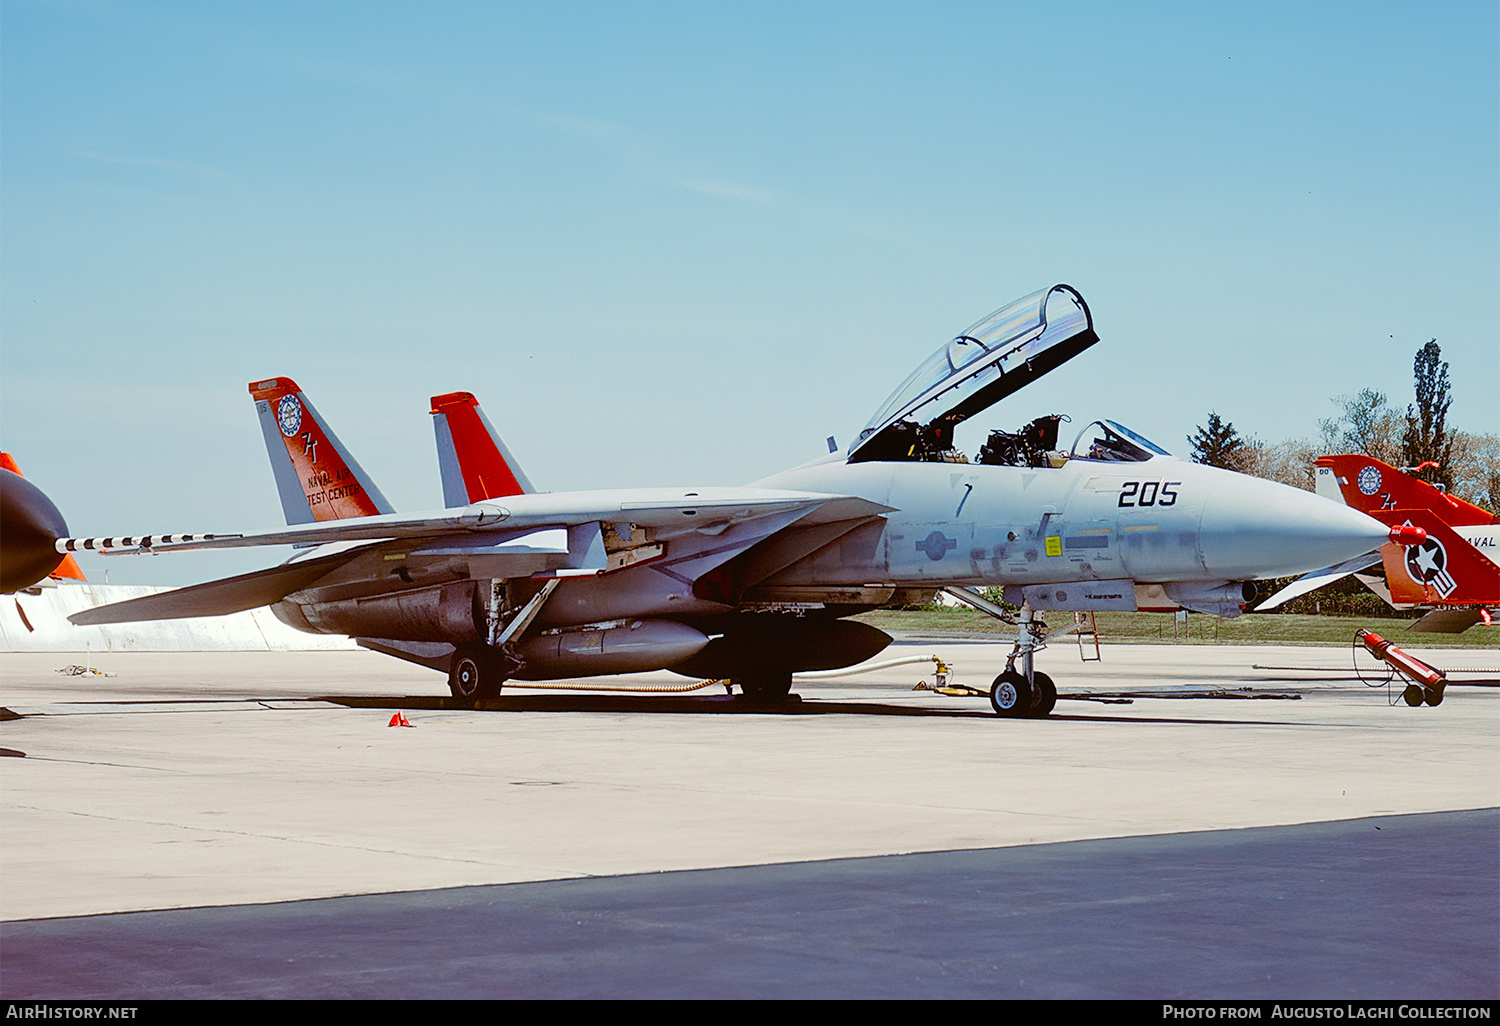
[2,285,1401,716]
[0,454,85,593]
[1258,455,1497,632]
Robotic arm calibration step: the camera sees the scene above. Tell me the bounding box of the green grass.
[852,608,1500,648]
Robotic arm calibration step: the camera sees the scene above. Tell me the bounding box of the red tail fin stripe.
[249,377,389,522]
[430,391,526,501]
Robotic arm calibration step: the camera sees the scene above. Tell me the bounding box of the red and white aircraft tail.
[249,377,395,524]
[1311,455,1497,632]
[1377,517,1498,631]
[1315,454,1494,527]
[429,391,534,506]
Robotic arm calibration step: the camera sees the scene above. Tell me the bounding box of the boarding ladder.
[1074,611,1100,662]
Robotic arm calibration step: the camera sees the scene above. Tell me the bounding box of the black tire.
[738,669,793,701]
[449,646,504,702]
[1423,686,1445,707]
[989,670,1033,717]
[1402,684,1424,707]
[1027,671,1057,718]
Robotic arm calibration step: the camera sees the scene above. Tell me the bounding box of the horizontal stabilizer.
[1254,550,1385,611]
[1408,608,1488,634]
[414,528,571,557]
[408,525,604,579]
[1352,571,1394,606]
[69,547,368,625]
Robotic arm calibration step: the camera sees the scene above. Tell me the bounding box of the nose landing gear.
[989,669,1056,717]
[989,604,1058,718]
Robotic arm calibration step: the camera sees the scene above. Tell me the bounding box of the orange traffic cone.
[388,711,412,727]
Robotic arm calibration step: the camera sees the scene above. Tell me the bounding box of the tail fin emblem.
[1405,534,1457,598]
[249,376,394,523]
[277,395,302,437]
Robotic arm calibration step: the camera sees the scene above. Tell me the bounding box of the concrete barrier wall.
[2,584,358,653]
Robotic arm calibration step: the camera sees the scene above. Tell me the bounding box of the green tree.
[1319,388,1401,464]
[1401,339,1455,489]
[1446,430,1499,510]
[1188,412,1247,469]
[1241,436,1322,491]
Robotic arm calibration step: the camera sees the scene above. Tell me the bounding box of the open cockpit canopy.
[1067,420,1174,462]
[848,284,1098,463]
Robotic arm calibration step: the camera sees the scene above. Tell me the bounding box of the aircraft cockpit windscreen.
[848,284,1099,463]
[1068,420,1173,462]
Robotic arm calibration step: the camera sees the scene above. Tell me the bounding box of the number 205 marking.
[1119,480,1181,507]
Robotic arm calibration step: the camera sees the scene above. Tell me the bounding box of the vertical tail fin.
[249,377,394,524]
[1316,455,1495,526]
[430,391,534,506]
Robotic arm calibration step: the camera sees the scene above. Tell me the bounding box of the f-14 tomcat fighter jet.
[2,285,1405,716]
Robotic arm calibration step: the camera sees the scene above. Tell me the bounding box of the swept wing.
[64,488,892,625]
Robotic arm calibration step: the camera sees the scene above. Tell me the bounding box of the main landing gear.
[449,579,557,703]
[448,644,522,703]
[735,668,794,702]
[988,603,1058,718]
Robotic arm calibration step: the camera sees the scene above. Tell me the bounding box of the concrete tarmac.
[2,642,1497,999]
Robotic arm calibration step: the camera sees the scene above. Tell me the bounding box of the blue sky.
[3,1,1496,584]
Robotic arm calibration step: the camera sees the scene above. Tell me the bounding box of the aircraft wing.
[68,545,381,625]
[57,488,886,557]
[63,488,894,626]
[1254,550,1386,611]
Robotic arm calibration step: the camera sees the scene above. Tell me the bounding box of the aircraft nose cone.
[1198,471,1391,579]
[0,469,69,593]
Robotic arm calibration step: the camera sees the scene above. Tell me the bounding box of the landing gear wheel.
[1423,686,1445,707]
[1026,671,1057,718]
[989,670,1034,717]
[449,646,505,702]
[1402,684,1425,707]
[737,669,793,702]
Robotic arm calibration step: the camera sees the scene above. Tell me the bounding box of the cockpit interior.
[860,414,1171,468]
